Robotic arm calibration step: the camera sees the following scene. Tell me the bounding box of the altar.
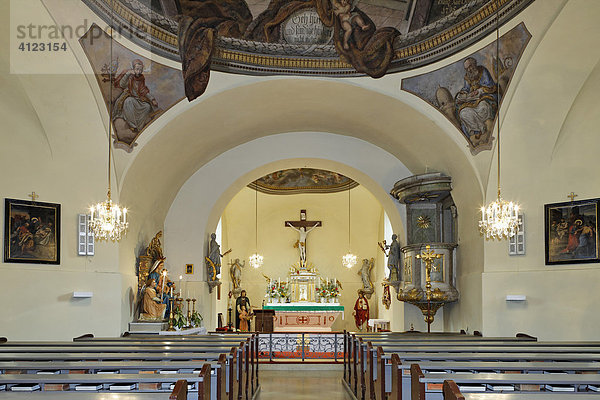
[262,302,344,332]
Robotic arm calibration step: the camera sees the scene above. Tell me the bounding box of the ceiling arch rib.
[119,78,483,247]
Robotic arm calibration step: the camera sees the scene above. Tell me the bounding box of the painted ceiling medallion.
[250,168,358,195]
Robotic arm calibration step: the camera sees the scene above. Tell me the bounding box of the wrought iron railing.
[257,332,344,362]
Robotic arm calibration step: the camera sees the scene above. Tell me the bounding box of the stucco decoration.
[249,168,358,195]
[401,23,531,155]
[79,24,185,152]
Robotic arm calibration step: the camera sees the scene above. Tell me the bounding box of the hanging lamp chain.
[496,0,501,199]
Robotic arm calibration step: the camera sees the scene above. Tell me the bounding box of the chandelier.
[478,0,520,240]
[342,184,357,268]
[89,0,129,242]
[249,183,263,268]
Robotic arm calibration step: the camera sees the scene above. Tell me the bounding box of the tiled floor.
[258,366,349,400]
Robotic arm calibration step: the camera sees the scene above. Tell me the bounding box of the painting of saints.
[112,59,161,133]
[454,57,498,146]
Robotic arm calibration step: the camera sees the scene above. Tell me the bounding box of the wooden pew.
[344,332,539,396]
[67,334,260,395]
[0,364,212,399]
[444,379,600,400]
[0,354,230,400]
[409,365,600,400]
[362,342,600,400]
[0,381,187,399]
[0,350,235,399]
[387,352,600,400]
[0,340,256,400]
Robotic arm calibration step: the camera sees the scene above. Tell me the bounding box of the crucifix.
[28,192,39,201]
[285,209,322,266]
[567,192,578,202]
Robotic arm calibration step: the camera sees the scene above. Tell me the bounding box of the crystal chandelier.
[479,191,519,239]
[249,183,263,268]
[478,0,520,240]
[342,185,357,268]
[89,0,129,242]
[249,253,263,269]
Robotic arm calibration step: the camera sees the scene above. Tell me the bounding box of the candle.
[179,275,182,295]
[161,269,166,294]
[123,208,127,224]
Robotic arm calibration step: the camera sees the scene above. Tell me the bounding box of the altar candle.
[179,275,182,295]
[161,270,167,293]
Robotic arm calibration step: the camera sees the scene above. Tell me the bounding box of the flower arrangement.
[318,281,341,298]
[265,282,279,298]
[277,282,290,299]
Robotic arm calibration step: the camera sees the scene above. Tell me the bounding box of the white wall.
[480,0,600,339]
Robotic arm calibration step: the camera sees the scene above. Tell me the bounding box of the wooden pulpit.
[254,309,275,333]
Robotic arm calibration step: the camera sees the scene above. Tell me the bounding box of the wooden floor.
[258,366,349,400]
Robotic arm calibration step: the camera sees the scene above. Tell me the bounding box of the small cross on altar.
[28,192,39,201]
[567,192,578,202]
[285,210,322,266]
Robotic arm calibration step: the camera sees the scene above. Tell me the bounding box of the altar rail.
[258,332,344,362]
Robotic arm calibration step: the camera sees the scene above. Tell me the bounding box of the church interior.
[1,0,600,397]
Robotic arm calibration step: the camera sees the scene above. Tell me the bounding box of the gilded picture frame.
[185,264,194,274]
[4,198,61,264]
[544,198,599,265]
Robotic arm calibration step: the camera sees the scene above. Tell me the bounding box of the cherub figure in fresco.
[331,0,370,50]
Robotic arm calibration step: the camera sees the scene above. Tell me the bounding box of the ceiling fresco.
[249,168,358,194]
[82,0,535,85]
[402,22,531,154]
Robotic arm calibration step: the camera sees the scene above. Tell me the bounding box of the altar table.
[262,302,344,332]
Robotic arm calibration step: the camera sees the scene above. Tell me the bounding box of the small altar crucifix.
[285,209,322,266]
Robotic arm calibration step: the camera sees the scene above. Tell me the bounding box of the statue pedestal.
[128,321,168,334]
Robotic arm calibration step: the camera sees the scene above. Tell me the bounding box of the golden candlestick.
[192,298,196,313]
[167,296,176,331]
[186,298,192,325]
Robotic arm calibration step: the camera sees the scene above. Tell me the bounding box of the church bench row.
[383,353,600,400]
[354,344,600,400]
[0,382,189,399]
[346,338,600,400]
[342,332,540,385]
[0,355,241,400]
[0,359,225,400]
[5,333,260,392]
[388,357,600,400]
[0,364,211,400]
[72,333,254,341]
[443,379,600,400]
[0,347,255,400]
[0,341,258,399]
[411,365,600,400]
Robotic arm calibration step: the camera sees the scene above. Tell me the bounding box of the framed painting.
[4,198,61,264]
[544,198,599,265]
[185,264,194,274]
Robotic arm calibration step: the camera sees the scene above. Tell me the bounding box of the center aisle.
[258,365,348,400]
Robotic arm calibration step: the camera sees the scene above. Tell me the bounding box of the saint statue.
[379,234,401,281]
[357,257,374,298]
[205,233,231,281]
[286,222,319,265]
[140,278,167,321]
[235,290,252,331]
[229,258,245,291]
[353,291,369,331]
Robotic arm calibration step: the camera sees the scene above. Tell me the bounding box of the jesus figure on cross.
[286,222,320,265]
